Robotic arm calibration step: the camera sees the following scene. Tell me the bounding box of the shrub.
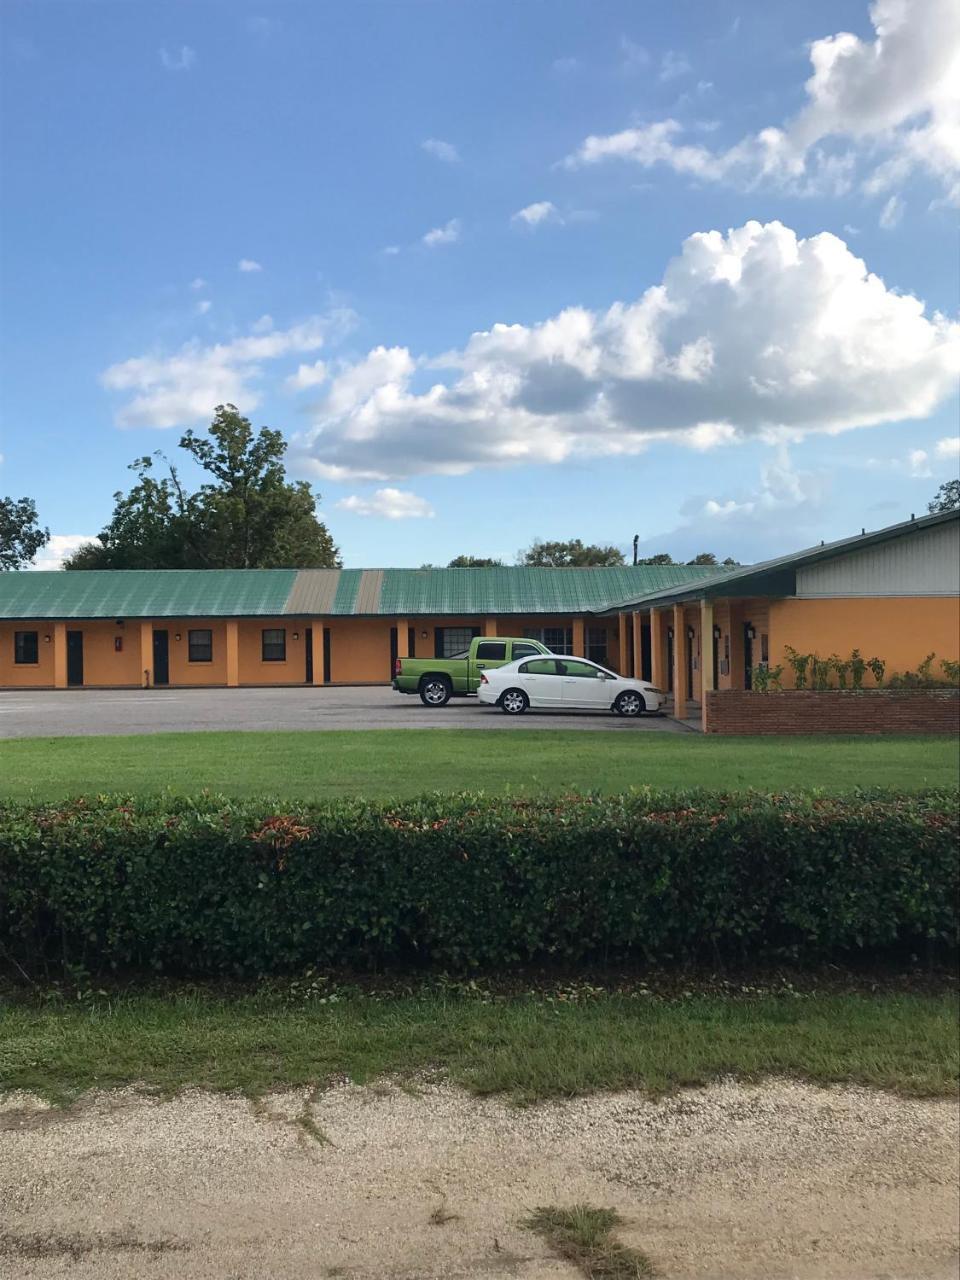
[751,662,783,693]
[0,793,956,979]
[784,646,811,689]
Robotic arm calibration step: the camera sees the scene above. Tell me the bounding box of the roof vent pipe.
[632,534,639,566]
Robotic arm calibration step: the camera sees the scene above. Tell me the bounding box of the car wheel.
[419,677,452,707]
[614,690,645,717]
[499,688,529,715]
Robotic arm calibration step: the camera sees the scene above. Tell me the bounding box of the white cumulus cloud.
[659,50,691,82]
[564,0,960,204]
[935,435,960,458]
[102,313,354,428]
[291,220,960,483]
[421,138,460,163]
[29,534,102,571]
[159,45,196,72]
[238,258,262,273]
[189,277,207,290]
[511,201,561,227]
[335,488,435,519]
[286,359,328,390]
[878,193,904,228]
[422,218,461,247]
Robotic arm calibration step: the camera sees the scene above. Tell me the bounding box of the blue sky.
[1,0,958,568]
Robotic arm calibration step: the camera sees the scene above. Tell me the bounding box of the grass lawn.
[0,729,956,801]
[1,988,956,1105]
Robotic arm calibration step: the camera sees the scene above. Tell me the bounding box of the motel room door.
[66,631,84,687]
[743,622,755,690]
[153,630,170,686]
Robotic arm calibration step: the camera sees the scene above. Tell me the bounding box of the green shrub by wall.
[0,792,956,977]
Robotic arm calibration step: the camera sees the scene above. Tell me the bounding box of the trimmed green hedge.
[1,792,956,977]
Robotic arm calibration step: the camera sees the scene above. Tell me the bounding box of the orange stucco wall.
[770,596,960,687]
[162,620,229,686]
[68,620,144,686]
[0,624,57,687]
[328,618,394,684]
[237,619,309,685]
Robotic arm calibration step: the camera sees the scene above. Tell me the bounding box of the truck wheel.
[499,688,529,715]
[419,676,452,707]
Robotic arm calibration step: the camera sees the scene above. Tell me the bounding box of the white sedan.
[477,655,667,717]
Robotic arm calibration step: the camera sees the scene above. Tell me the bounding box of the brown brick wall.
[705,689,960,735]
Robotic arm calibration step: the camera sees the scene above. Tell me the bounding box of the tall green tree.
[637,552,674,565]
[0,496,49,570]
[447,555,504,567]
[928,479,960,513]
[519,539,625,567]
[687,552,718,565]
[65,406,340,569]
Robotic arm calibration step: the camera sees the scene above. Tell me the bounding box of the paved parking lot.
[0,685,691,739]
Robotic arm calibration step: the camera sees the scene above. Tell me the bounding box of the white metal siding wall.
[796,521,960,597]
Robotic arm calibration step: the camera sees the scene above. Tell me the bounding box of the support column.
[140,621,154,688]
[616,613,627,673]
[396,618,409,658]
[650,609,664,690]
[483,617,497,637]
[700,599,714,733]
[573,617,586,658]
[225,620,239,688]
[311,626,324,685]
[53,622,67,689]
[631,611,643,679]
[672,603,687,721]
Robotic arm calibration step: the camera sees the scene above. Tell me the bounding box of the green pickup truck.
[393,636,551,706]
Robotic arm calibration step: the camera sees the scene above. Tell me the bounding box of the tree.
[637,552,674,565]
[687,552,718,565]
[928,480,960,514]
[722,556,739,567]
[519,539,625,567]
[65,405,341,570]
[0,496,49,570]
[447,555,504,567]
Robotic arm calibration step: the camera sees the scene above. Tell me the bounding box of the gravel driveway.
[0,685,692,739]
[2,1080,957,1279]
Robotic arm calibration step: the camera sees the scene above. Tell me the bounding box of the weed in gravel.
[523,1204,655,1278]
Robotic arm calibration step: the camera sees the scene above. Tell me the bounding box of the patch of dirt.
[0,1081,957,1279]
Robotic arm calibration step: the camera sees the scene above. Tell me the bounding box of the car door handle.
[476,663,486,669]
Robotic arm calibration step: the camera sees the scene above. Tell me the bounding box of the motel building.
[1,509,958,733]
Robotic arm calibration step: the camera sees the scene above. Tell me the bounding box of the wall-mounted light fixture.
[687,626,695,640]
[115,619,125,627]
[114,636,123,653]
[43,634,51,644]
[713,625,722,640]
[746,627,756,640]
[174,633,182,642]
[420,630,428,639]
[292,631,300,641]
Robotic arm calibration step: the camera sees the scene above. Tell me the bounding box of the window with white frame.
[523,626,573,655]
[587,627,608,664]
[437,626,479,657]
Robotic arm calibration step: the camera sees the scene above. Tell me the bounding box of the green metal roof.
[0,569,299,620]
[601,508,960,612]
[0,563,718,620]
[375,565,717,615]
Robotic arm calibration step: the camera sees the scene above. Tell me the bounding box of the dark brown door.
[66,631,84,687]
[666,627,674,693]
[744,623,755,690]
[152,630,169,686]
[305,627,313,684]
